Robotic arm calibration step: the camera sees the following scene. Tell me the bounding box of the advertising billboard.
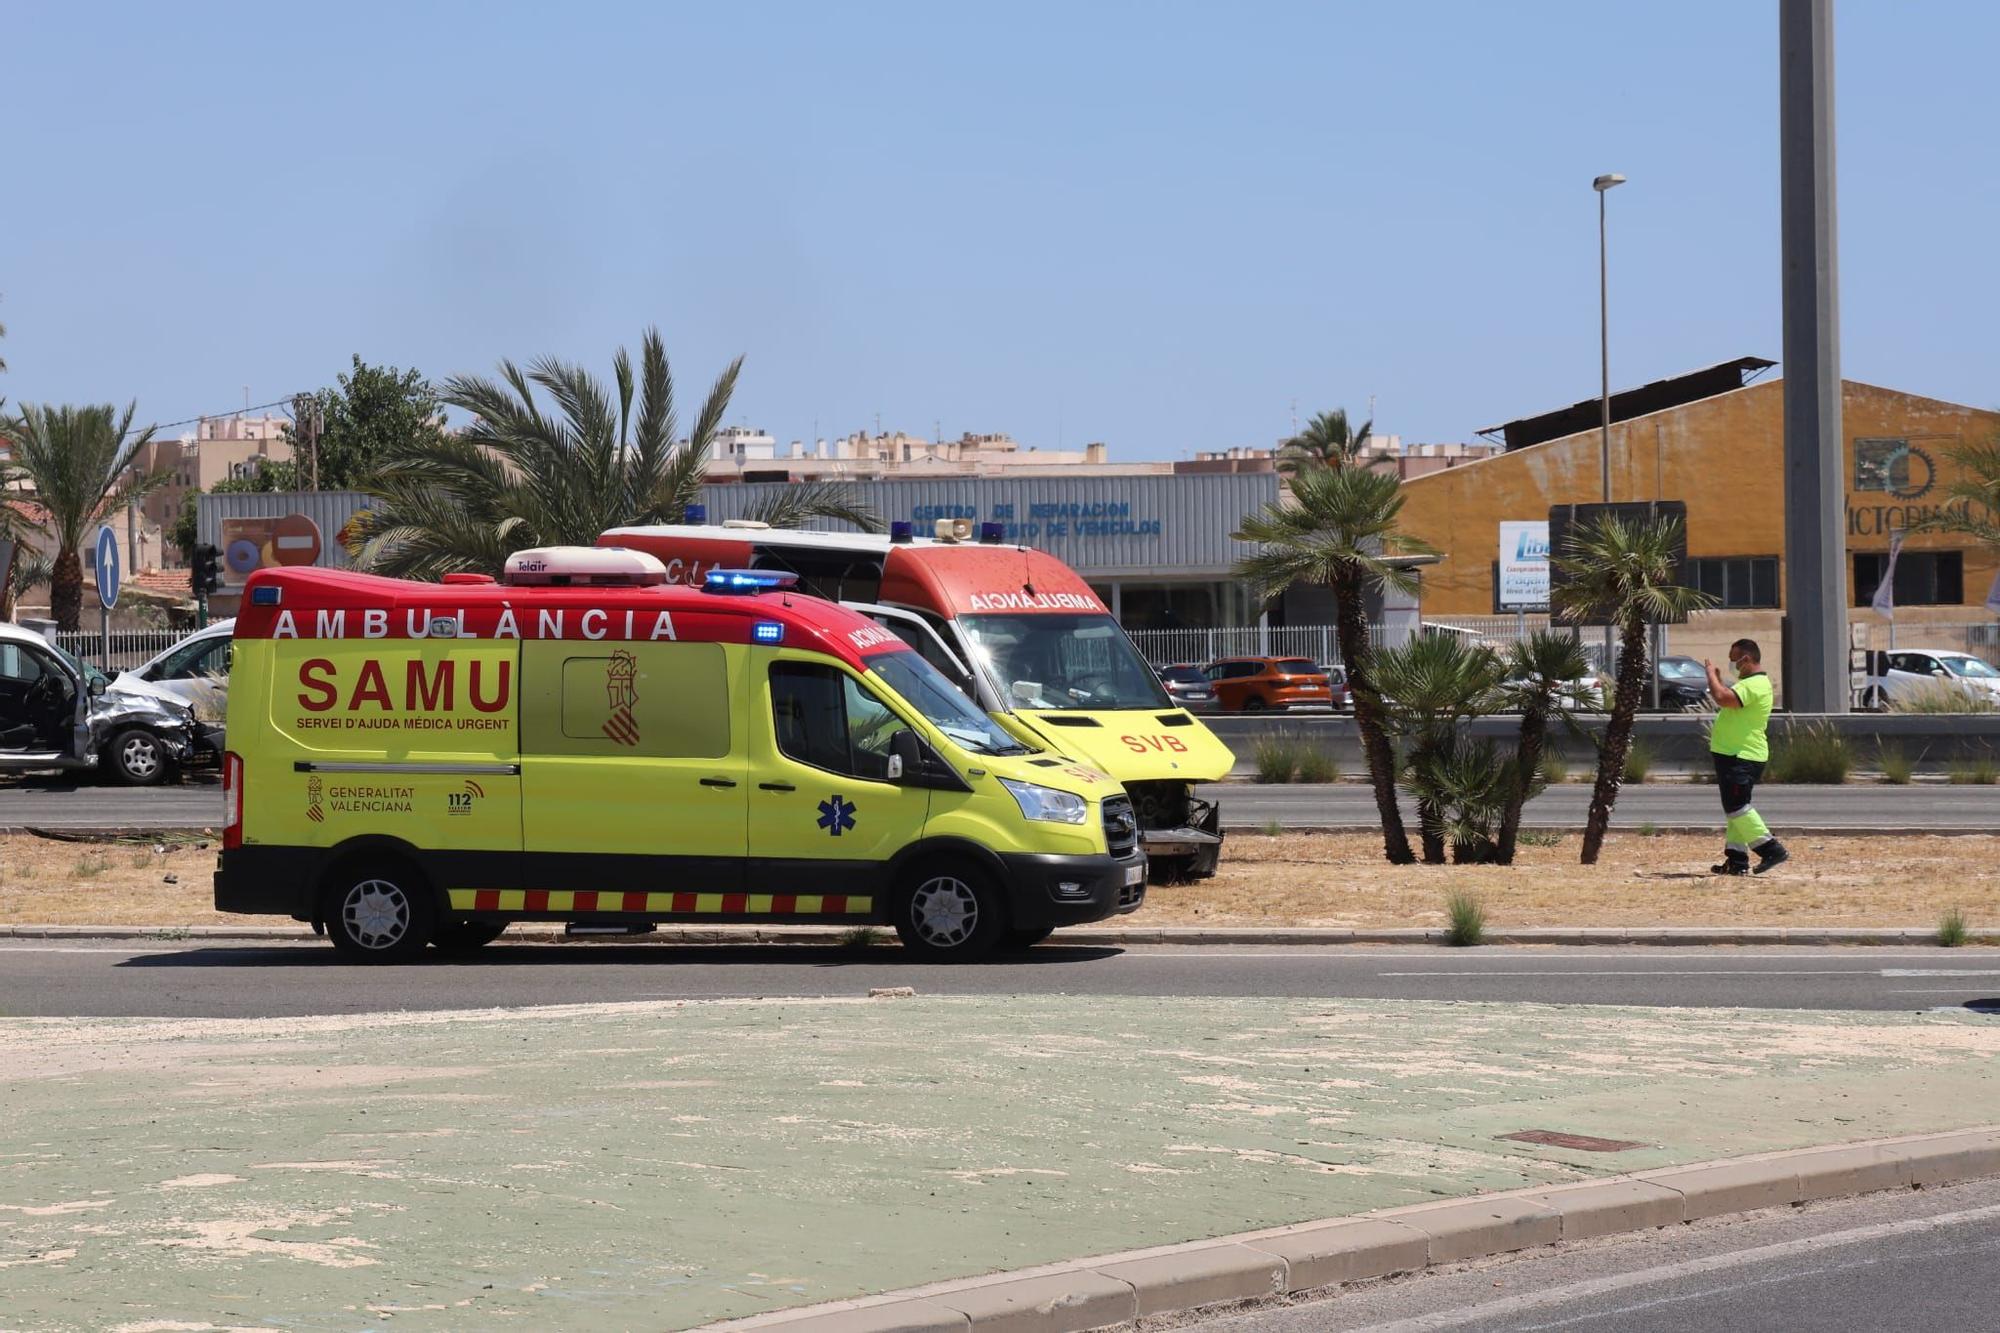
[1497,520,1550,610]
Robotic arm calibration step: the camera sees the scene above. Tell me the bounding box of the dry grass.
[0,835,235,927]
[1142,831,2000,928]
[2,831,1996,930]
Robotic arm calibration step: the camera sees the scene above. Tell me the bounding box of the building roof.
[126,568,193,601]
[1477,356,1776,452]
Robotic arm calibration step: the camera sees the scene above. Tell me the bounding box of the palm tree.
[2,402,165,630]
[1553,515,1714,864]
[347,328,879,579]
[1914,432,2000,553]
[1491,630,1595,864]
[1276,409,1371,475]
[1373,632,1505,863]
[1234,466,1437,864]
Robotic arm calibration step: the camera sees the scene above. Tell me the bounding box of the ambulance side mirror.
[888,729,920,783]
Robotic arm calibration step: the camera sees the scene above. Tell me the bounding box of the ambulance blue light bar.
[752,620,785,643]
[703,568,800,595]
[250,585,282,606]
[686,503,708,523]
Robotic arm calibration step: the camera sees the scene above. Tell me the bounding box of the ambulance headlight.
[999,779,1088,826]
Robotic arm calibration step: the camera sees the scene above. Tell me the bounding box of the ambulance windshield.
[961,614,1171,712]
[869,650,1029,756]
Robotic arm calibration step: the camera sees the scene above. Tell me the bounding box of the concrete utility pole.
[1780,0,1848,713]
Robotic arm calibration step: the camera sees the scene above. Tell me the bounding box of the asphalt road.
[1182,1176,2000,1333]
[4,777,1997,832]
[2,940,1996,1018]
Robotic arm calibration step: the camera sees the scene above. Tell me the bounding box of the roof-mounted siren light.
[889,520,914,544]
[720,518,772,530]
[978,521,1005,544]
[685,504,707,524]
[502,546,669,587]
[703,568,801,596]
[933,517,974,543]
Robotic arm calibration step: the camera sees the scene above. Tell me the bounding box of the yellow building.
[1399,360,2000,680]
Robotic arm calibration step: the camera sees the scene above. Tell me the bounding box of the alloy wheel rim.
[343,879,410,950]
[910,876,978,948]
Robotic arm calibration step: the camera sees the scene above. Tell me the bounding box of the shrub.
[1517,829,1563,848]
[1637,822,1660,837]
[1891,681,2000,714]
[1261,819,1284,837]
[1949,754,1999,785]
[1294,747,1341,784]
[1767,721,1851,784]
[1539,752,1571,785]
[1443,890,1486,947]
[838,926,884,948]
[1877,743,1916,785]
[73,854,110,881]
[1253,735,1301,784]
[1621,738,1655,784]
[1938,907,1968,948]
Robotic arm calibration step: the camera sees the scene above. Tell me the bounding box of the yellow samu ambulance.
[215,548,1145,962]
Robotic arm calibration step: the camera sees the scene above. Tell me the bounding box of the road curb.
[697,1127,2000,1332]
[0,923,1984,947]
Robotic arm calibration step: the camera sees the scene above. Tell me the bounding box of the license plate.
[1124,864,1145,887]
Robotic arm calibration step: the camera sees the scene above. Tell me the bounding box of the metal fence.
[54,628,180,672]
[1126,625,1380,665]
[1862,622,2000,666]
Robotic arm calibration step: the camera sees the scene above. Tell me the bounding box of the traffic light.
[192,544,221,597]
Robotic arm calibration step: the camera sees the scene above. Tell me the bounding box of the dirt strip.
[0,830,1994,930]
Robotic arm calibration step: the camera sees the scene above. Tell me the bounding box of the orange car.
[1202,657,1335,712]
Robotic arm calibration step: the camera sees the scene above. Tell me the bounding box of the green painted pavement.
[3,996,1997,1330]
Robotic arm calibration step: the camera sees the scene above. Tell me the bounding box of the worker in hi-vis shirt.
[1704,638,1789,876]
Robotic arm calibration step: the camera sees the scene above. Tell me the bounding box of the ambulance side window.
[769,662,898,781]
[528,642,731,758]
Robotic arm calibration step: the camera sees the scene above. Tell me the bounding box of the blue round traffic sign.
[94,526,121,610]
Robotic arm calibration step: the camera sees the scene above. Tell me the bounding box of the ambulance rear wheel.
[432,921,508,955]
[322,861,436,963]
[893,863,1005,961]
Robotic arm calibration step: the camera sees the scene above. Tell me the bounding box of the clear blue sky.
[7,2,1995,459]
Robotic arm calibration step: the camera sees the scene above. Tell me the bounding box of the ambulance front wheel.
[893,863,1005,962]
[321,860,437,963]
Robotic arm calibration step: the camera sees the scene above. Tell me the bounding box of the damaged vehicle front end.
[0,623,202,785]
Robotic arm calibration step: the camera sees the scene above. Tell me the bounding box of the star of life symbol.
[306,775,324,824]
[602,649,640,747]
[817,794,856,837]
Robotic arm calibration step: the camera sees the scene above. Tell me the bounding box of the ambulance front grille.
[1102,796,1139,859]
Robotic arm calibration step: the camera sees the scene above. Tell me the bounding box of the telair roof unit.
[501,546,669,587]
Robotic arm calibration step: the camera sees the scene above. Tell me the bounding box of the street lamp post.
[1593,172,1626,682]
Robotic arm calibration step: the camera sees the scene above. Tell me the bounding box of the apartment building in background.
[132,414,294,565]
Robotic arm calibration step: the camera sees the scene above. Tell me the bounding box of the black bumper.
[214,846,320,918]
[996,849,1148,930]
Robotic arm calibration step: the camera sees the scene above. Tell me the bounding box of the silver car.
[0,623,200,784]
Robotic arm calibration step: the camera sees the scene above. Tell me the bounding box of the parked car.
[1203,657,1335,712]
[1315,663,1352,711]
[111,619,233,752]
[1864,649,2000,710]
[0,622,202,784]
[1155,663,1217,710]
[1652,655,1711,711]
[1498,669,1603,713]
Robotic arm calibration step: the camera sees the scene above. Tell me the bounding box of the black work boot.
[1711,850,1751,877]
[1753,842,1791,875]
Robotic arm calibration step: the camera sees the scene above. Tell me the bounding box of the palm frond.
[741,481,884,533]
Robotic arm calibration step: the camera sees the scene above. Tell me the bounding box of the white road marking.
[1880,969,2000,977]
[1376,969,1874,978]
[1352,1201,2000,1332]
